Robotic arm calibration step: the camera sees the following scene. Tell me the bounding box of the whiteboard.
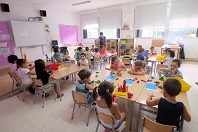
[11,20,46,47]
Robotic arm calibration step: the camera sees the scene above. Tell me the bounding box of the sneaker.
[57,93,64,98]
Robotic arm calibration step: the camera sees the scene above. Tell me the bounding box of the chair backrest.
[70,60,76,64]
[157,64,168,70]
[94,57,100,62]
[71,90,87,104]
[32,78,43,87]
[8,72,16,81]
[95,107,115,125]
[141,116,176,132]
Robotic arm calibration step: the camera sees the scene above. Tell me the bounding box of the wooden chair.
[8,72,19,92]
[140,116,177,132]
[93,57,102,69]
[32,78,56,108]
[71,90,95,126]
[95,108,127,132]
[156,64,168,76]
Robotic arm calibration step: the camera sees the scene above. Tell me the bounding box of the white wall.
[0,4,76,61]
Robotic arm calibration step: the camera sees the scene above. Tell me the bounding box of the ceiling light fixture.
[72,1,91,6]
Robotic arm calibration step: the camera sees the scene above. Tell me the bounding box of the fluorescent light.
[72,1,91,6]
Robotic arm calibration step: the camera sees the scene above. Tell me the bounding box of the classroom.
[0,0,198,132]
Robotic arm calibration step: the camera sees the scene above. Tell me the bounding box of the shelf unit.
[119,39,134,56]
[106,39,119,51]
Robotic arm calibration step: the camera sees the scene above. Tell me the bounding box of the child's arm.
[28,71,36,75]
[112,103,121,120]
[28,65,35,71]
[146,94,160,107]
[183,104,191,122]
[79,60,88,66]
[86,84,94,91]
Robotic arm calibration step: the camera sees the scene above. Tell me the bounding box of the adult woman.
[98,32,106,48]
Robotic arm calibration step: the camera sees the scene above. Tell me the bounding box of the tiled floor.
[0,61,197,132]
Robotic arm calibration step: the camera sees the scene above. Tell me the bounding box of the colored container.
[164,77,191,91]
[156,55,165,60]
[46,64,62,70]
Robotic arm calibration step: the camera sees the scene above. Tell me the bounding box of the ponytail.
[92,87,98,101]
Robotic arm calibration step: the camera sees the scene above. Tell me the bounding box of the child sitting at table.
[35,59,64,98]
[7,55,18,73]
[127,61,145,75]
[76,69,95,103]
[17,59,35,94]
[100,45,106,52]
[135,45,142,55]
[163,50,175,68]
[94,48,101,58]
[92,81,126,131]
[111,46,117,56]
[62,47,70,61]
[53,48,61,63]
[85,47,93,61]
[162,59,183,79]
[149,46,156,55]
[146,78,191,130]
[91,45,95,52]
[79,53,88,66]
[110,56,126,70]
[76,47,83,61]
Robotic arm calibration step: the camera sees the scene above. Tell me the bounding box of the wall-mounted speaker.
[0,3,10,12]
[40,10,47,17]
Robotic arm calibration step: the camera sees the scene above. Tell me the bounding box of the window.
[168,28,198,37]
[83,24,98,39]
[136,28,165,38]
[100,29,118,39]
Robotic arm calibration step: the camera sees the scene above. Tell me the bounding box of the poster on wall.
[59,25,78,44]
[0,21,14,67]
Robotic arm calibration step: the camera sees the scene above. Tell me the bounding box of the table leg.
[136,104,142,132]
[129,102,134,131]
[57,79,62,101]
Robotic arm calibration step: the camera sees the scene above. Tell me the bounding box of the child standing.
[53,48,61,63]
[146,78,191,130]
[7,55,18,73]
[127,61,145,75]
[92,81,126,131]
[110,56,126,70]
[76,69,94,103]
[163,59,183,79]
[85,47,93,61]
[35,59,64,98]
[163,50,175,68]
[79,53,88,66]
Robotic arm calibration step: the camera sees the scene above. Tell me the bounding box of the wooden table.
[51,63,87,101]
[135,77,190,132]
[91,69,150,131]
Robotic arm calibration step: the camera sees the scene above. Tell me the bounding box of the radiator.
[184,45,198,59]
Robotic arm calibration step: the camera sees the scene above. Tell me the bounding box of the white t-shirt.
[164,57,173,68]
[17,68,32,85]
[80,59,88,65]
[10,64,17,73]
[94,52,100,58]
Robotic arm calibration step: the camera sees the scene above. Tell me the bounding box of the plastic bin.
[46,64,62,70]
[156,55,165,60]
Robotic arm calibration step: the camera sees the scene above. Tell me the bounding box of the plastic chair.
[140,116,177,132]
[8,72,19,92]
[95,108,127,132]
[32,78,56,108]
[71,90,95,126]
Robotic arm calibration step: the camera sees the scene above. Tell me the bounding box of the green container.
[121,40,126,44]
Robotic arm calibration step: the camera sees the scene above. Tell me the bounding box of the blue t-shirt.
[156,98,183,129]
[76,81,89,97]
[53,53,61,59]
[136,54,144,60]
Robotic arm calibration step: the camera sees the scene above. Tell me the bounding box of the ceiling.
[0,0,152,12]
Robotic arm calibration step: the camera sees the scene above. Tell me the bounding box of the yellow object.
[58,67,68,71]
[156,55,165,60]
[164,77,191,91]
[23,53,27,56]
[160,89,163,94]
[113,90,127,96]
[152,97,157,100]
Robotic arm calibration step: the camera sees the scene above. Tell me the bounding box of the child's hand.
[127,70,132,74]
[114,97,119,103]
[147,93,154,98]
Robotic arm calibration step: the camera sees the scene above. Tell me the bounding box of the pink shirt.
[10,64,17,73]
[111,61,124,70]
[131,66,145,74]
[111,49,117,55]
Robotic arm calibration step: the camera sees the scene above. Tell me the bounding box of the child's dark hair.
[111,46,115,49]
[95,48,99,52]
[54,48,59,53]
[85,47,89,51]
[17,59,26,68]
[163,78,181,97]
[92,45,94,47]
[172,59,181,67]
[78,47,82,51]
[7,55,18,64]
[138,48,144,53]
[150,46,154,50]
[111,56,118,63]
[35,59,46,73]
[167,50,175,58]
[81,52,86,57]
[134,60,143,67]
[100,32,103,35]
[93,81,114,108]
[78,69,91,80]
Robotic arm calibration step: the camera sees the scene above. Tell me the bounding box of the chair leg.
[71,102,76,119]
[86,106,91,126]
[34,92,36,104]
[42,92,45,108]
[17,87,20,97]
[52,89,56,101]
[23,88,25,101]
[12,80,14,92]
[95,122,99,132]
